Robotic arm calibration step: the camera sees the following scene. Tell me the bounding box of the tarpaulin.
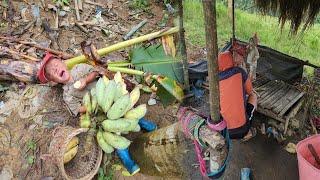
[188,40,306,85]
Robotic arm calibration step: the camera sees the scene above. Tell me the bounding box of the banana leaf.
[129,44,184,84]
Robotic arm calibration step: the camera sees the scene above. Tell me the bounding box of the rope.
[178,107,229,178]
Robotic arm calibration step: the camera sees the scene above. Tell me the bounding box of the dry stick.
[307,144,320,165]
[1,46,40,62]
[74,0,81,21]
[123,19,148,40]
[0,36,73,59]
[202,0,220,123]
[178,0,190,92]
[84,0,104,7]
[75,22,89,33]
[78,0,83,11]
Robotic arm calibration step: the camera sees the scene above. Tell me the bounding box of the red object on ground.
[37,52,54,83]
[297,134,320,180]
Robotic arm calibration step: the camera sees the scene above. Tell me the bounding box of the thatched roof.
[255,0,320,33]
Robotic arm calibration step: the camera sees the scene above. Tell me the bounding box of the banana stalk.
[107,67,184,102]
[65,27,179,69]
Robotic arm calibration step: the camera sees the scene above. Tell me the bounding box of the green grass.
[184,0,320,70]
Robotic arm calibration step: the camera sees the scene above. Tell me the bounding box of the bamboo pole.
[178,0,190,91]
[202,0,221,123]
[65,27,179,69]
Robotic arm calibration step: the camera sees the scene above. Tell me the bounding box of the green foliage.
[129,0,149,10]
[184,1,320,74]
[98,167,113,180]
[27,155,35,165]
[53,0,70,6]
[26,140,36,151]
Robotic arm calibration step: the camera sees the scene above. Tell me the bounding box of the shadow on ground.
[223,133,298,180]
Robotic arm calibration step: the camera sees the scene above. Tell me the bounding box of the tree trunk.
[178,0,190,91]
[202,0,221,123]
[228,0,233,20]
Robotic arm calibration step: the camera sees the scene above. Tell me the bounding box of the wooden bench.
[254,77,305,134]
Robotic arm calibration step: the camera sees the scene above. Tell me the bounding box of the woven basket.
[42,126,102,180]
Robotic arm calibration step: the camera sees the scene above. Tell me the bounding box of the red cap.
[37,52,54,83]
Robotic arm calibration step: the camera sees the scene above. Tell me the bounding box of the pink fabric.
[194,139,207,177]
[297,134,320,180]
[178,107,208,177]
[206,119,227,131]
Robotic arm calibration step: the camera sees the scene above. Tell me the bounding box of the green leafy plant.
[53,0,70,6]
[129,0,149,10]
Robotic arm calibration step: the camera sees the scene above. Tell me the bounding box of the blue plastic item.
[116,148,140,175]
[138,118,157,132]
[240,168,252,180]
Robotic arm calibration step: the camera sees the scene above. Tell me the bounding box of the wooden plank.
[263,84,289,109]
[272,88,295,113]
[284,99,304,135]
[266,85,291,110]
[278,92,305,116]
[253,75,270,88]
[259,82,286,106]
[257,107,285,123]
[258,81,281,100]
[256,81,277,94]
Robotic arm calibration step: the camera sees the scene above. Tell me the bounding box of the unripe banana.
[83,92,92,114]
[107,94,131,120]
[66,137,79,152]
[124,104,147,120]
[102,131,131,150]
[103,75,110,85]
[114,82,128,101]
[132,125,141,132]
[80,112,91,128]
[63,145,78,164]
[96,78,106,109]
[102,119,131,133]
[114,71,123,84]
[128,87,140,109]
[97,130,114,153]
[102,80,117,113]
[90,88,98,114]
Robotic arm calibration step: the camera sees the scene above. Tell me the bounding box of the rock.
[284,142,296,154]
[59,10,67,17]
[0,166,13,180]
[148,98,156,106]
[62,6,70,12]
[290,118,300,129]
[60,19,70,27]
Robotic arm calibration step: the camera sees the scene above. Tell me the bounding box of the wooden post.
[178,0,190,91]
[202,0,221,123]
[232,0,235,39]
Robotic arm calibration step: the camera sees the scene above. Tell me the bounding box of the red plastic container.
[297,134,320,180]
